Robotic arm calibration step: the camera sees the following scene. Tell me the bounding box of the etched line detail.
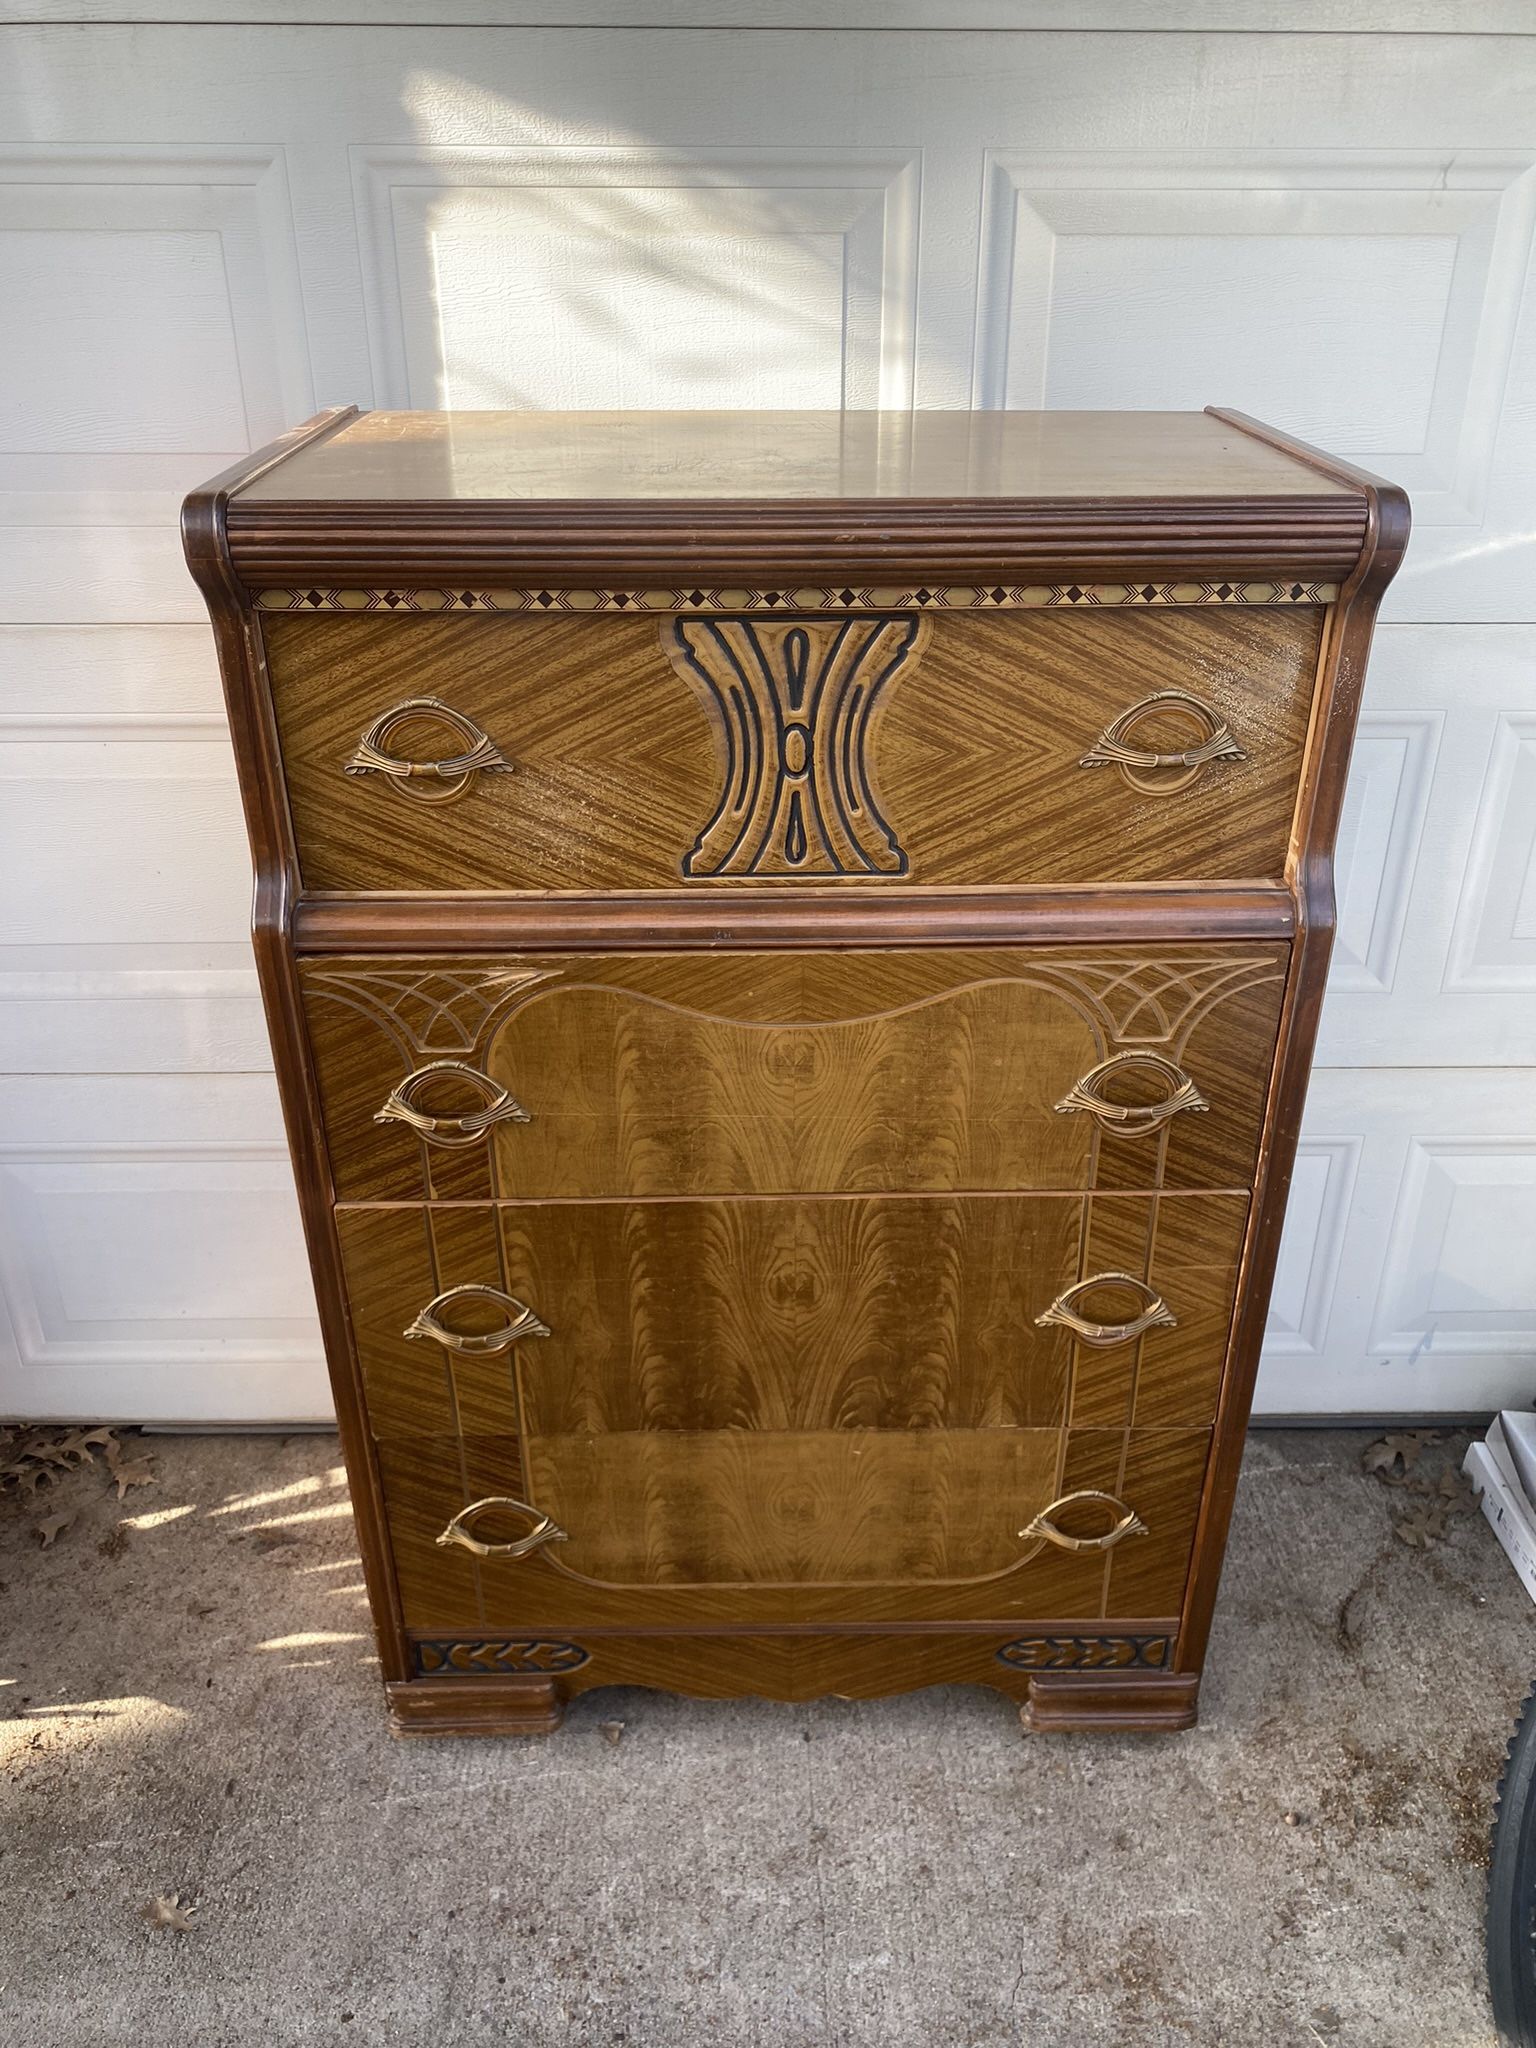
[663,615,929,879]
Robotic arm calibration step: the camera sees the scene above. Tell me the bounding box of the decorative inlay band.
[996,1635,1170,1672]
[415,1638,589,1676]
[253,579,1337,614]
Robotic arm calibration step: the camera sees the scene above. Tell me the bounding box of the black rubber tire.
[1490,1683,1536,2044]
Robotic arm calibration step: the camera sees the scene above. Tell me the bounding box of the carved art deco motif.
[414,1639,590,1676]
[662,615,929,879]
[995,1636,1171,1672]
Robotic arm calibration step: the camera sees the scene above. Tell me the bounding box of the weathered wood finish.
[264,605,1321,891]
[183,406,1407,1736]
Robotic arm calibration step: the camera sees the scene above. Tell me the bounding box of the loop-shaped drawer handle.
[1034,1272,1178,1348]
[344,696,513,805]
[1020,1490,1149,1554]
[1055,1050,1208,1135]
[405,1284,550,1355]
[1078,689,1245,794]
[374,1060,530,1147]
[435,1496,568,1561]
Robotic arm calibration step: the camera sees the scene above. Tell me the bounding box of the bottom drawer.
[376,1424,1211,1631]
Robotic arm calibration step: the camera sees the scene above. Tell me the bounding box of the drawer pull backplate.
[374,1059,529,1146]
[436,1496,568,1561]
[1055,1049,1208,1135]
[1078,688,1245,795]
[1034,1273,1178,1347]
[1020,1491,1149,1554]
[405,1284,550,1355]
[344,696,513,805]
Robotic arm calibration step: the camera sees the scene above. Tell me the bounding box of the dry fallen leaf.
[599,1720,626,1747]
[1361,1432,1438,1486]
[34,1510,74,1549]
[108,1455,156,1501]
[1438,1467,1474,1511]
[2,1423,122,1495]
[1394,1498,1452,1547]
[141,1893,197,1933]
[52,1427,118,1469]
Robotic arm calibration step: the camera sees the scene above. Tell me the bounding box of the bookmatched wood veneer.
[185,406,1406,1736]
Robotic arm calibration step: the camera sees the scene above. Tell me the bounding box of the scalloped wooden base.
[383,1633,1201,1739]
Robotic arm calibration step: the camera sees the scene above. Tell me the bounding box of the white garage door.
[2,3,1533,1421]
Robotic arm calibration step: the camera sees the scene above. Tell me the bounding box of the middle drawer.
[302,943,1288,1203]
[339,1188,1249,1441]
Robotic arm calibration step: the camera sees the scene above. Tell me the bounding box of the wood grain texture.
[236,410,1360,505]
[184,405,1406,1734]
[374,1425,1211,1631]
[302,945,1288,1204]
[336,1190,1248,1442]
[227,410,1367,585]
[388,1631,1191,1736]
[262,605,1322,893]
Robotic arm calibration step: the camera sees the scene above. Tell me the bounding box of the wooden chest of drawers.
[185,408,1406,1736]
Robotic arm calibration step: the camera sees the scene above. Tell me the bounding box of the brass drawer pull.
[1034,1273,1177,1347]
[1021,1491,1149,1554]
[405,1284,550,1355]
[1078,688,1245,794]
[374,1059,530,1146]
[344,696,513,805]
[1055,1049,1208,1135]
[436,1496,568,1561]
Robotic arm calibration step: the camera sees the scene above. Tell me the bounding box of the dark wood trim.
[293,884,1297,953]
[1174,411,1411,1678]
[387,1677,565,1738]
[402,1615,1180,1642]
[183,406,413,1688]
[1022,1672,1200,1733]
[224,496,1367,586]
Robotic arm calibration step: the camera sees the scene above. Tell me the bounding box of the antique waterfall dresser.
[185,409,1406,1736]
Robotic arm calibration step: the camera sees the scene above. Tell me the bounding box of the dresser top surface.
[237,409,1358,506]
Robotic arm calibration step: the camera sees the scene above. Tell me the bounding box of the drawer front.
[304,944,1288,1203]
[376,1423,1211,1630]
[262,603,1323,891]
[338,1189,1248,1441]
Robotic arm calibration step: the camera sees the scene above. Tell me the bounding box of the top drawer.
[259,594,1326,893]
